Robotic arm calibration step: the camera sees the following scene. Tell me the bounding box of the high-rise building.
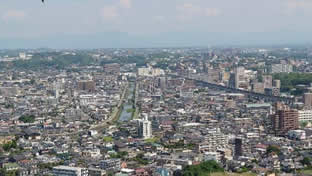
[263,75,273,89]
[77,80,96,92]
[138,114,152,139]
[234,67,245,89]
[228,73,236,88]
[52,166,88,176]
[304,93,312,107]
[234,138,243,159]
[272,109,299,135]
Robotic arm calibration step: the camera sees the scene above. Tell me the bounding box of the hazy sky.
[1,0,312,48]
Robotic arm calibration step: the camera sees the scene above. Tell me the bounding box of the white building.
[52,166,88,176]
[138,114,152,139]
[137,67,165,77]
[270,64,293,73]
[198,128,228,153]
[298,110,312,122]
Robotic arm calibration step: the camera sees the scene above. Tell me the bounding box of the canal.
[119,83,135,122]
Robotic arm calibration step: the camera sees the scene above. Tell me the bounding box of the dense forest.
[273,73,312,95]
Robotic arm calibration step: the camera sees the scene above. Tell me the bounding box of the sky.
[1,0,312,48]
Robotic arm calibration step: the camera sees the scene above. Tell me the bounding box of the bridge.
[171,73,294,104]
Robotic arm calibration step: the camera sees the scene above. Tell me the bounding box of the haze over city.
[1,0,312,48]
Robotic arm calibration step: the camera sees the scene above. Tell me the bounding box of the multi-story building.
[138,114,152,139]
[207,68,221,83]
[234,138,243,159]
[197,128,228,153]
[304,93,312,108]
[272,109,299,135]
[52,166,88,176]
[100,159,121,171]
[77,80,96,92]
[137,67,165,77]
[88,168,106,176]
[252,82,264,93]
[270,64,293,73]
[234,67,245,89]
[298,110,312,122]
[263,75,273,89]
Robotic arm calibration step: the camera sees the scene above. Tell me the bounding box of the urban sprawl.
[1,47,312,176]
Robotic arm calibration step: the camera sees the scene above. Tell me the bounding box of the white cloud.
[119,0,132,9]
[2,10,26,21]
[176,3,221,21]
[100,6,119,20]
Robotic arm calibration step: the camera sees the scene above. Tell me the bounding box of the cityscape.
[2,0,312,176]
[1,47,312,176]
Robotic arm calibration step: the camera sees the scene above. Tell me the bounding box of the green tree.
[182,160,224,176]
[301,157,312,166]
[18,115,35,123]
[103,136,113,143]
[266,145,281,155]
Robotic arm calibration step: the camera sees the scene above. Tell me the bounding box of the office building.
[52,166,88,176]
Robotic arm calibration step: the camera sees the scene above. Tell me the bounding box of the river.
[119,83,135,122]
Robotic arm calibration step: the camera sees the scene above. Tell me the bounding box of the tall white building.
[138,114,152,139]
[234,67,245,89]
